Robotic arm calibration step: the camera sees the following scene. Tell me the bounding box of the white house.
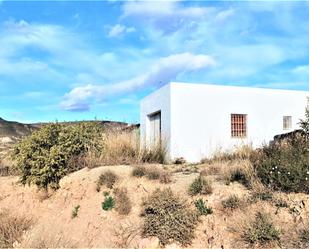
[140,82,309,163]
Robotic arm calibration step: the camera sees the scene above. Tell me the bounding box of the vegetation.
[195,198,213,216]
[114,187,132,215]
[188,176,212,196]
[141,188,199,246]
[300,227,309,243]
[102,196,115,211]
[71,205,80,219]
[0,210,32,248]
[251,134,309,194]
[221,195,241,210]
[12,122,102,189]
[96,170,118,191]
[243,212,280,245]
[132,166,146,177]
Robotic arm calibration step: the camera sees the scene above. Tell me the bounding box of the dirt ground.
[0,163,308,248]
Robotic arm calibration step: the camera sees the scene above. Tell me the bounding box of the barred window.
[231,114,247,138]
[283,116,292,130]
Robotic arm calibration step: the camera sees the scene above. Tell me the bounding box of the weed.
[114,187,132,215]
[132,166,146,178]
[96,170,118,191]
[102,196,115,211]
[243,212,280,245]
[188,176,212,196]
[141,188,199,246]
[195,198,213,216]
[222,195,241,210]
[71,205,80,219]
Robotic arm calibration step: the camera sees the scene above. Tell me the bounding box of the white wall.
[170,82,309,162]
[140,82,309,163]
[140,84,172,159]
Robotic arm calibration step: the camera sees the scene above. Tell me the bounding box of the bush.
[229,169,251,188]
[102,196,115,211]
[12,122,102,189]
[195,198,213,216]
[159,171,172,184]
[141,188,199,246]
[96,170,118,191]
[251,134,309,194]
[243,212,280,245]
[0,210,32,248]
[188,176,212,196]
[132,166,146,177]
[222,195,241,210]
[114,187,132,215]
[146,168,161,180]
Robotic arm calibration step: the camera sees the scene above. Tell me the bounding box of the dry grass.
[0,210,32,248]
[82,130,167,167]
[203,145,255,163]
[114,187,132,215]
[132,165,172,184]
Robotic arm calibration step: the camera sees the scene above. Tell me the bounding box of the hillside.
[0,118,37,139]
[0,162,308,248]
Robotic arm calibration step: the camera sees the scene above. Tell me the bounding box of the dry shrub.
[140,143,167,164]
[22,231,76,248]
[243,211,280,246]
[188,176,213,196]
[200,163,222,176]
[132,166,146,177]
[96,170,118,191]
[159,171,172,184]
[222,195,242,210]
[114,221,141,248]
[133,166,172,184]
[0,210,32,248]
[114,187,132,215]
[146,167,161,180]
[222,160,257,189]
[141,188,199,246]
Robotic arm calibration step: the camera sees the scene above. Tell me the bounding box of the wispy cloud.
[107,24,135,38]
[61,52,216,111]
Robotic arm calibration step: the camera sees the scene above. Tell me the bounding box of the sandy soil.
[0,163,308,248]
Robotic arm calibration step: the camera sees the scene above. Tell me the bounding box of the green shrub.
[102,196,115,211]
[96,170,118,191]
[132,166,146,177]
[12,122,102,189]
[195,198,213,216]
[188,176,212,196]
[243,212,280,245]
[222,195,241,210]
[141,188,199,246]
[251,134,309,194]
[71,205,80,219]
[114,187,132,215]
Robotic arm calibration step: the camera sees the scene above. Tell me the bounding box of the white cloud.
[107,24,135,38]
[61,52,216,111]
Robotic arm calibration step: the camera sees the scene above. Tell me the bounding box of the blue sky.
[0,0,309,123]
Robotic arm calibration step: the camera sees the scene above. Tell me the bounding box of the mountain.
[0,118,37,138]
[0,117,140,139]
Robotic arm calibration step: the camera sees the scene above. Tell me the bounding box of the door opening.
[148,111,161,147]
